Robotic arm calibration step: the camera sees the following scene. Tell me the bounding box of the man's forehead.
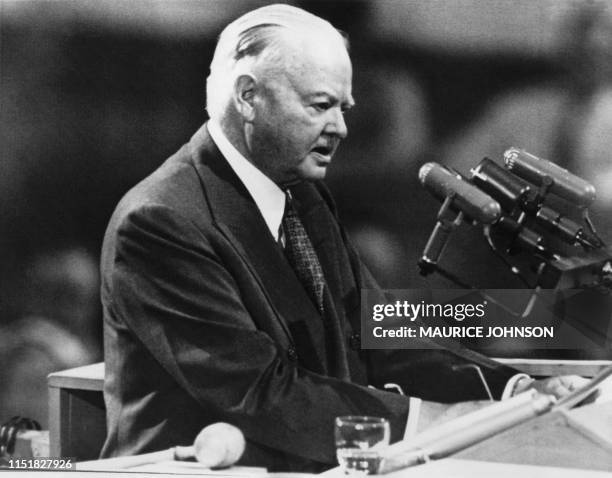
[281,56,354,106]
[258,27,352,101]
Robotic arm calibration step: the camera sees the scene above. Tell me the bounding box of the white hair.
[205,3,347,121]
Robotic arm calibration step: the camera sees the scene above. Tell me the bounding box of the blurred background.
[2,0,612,427]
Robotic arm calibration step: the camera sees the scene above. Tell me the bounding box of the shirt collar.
[207,120,286,241]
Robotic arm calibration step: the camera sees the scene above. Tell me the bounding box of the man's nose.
[325,108,348,139]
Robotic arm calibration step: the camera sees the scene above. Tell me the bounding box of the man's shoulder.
[130,143,206,207]
[112,123,222,219]
[105,142,212,239]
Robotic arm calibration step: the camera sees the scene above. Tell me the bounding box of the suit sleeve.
[104,203,410,465]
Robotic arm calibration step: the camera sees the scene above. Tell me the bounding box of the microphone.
[419,162,501,224]
[418,163,501,274]
[503,148,596,207]
[471,157,533,212]
[471,157,599,248]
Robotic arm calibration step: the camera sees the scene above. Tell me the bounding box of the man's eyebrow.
[306,92,336,100]
[307,92,354,107]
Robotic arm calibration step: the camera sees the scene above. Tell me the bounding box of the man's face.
[247,35,354,186]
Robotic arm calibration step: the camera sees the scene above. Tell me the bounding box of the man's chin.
[298,163,329,182]
[302,171,327,182]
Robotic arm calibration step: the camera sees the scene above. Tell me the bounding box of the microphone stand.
[418,194,463,277]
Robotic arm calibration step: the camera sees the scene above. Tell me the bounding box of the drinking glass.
[335,416,390,475]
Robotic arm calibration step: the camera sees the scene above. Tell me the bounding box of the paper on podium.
[377,364,612,474]
[378,390,557,473]
[453,368,612,470]
[463,363,612,471]
[77,450,267,474]
[412,399,493,434]
[125,462,316,478]
[455,400,612,471]
[126,461,267,475]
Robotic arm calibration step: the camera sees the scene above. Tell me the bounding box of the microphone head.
[193,422,246,468]
[419,162,501,224]
[503,147,596,207]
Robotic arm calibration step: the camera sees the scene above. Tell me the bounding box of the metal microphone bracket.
[418,194,464,276]
[534,174,553,205]
[436,193,464,226]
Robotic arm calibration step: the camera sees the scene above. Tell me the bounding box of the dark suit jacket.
[100,124,517,471]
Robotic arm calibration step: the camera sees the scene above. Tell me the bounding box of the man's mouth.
[311,144,335,159]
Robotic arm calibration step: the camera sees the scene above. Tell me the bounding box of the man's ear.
[233,74,257,122]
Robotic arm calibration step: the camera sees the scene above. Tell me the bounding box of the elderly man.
[100,4,584,472]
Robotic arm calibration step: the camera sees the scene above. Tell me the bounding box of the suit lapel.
[188,125,341,375]
[291,184,351,380]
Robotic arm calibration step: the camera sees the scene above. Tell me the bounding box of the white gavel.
[78,422,246,471]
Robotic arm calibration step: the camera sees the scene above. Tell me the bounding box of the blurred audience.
[0,249,101,428]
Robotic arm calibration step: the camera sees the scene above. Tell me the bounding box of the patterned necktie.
[281,192,326,314]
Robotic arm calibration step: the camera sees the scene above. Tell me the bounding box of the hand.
[515,375,597,403]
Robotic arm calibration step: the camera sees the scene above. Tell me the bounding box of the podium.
[47,360,612,474]
[76,400,612,476]
[47,362,106,460]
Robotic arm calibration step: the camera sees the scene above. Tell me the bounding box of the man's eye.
[313,102,331,111]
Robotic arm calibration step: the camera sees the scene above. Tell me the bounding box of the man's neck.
[218,116,251,162]
[216,116,287,186]
[207,118,286,242]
